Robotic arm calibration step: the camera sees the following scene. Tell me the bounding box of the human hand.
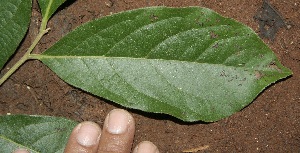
[13,109,159,153]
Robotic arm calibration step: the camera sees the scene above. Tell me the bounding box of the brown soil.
[1,0,299,152]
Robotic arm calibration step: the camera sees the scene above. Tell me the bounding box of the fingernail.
[105,109,131,134]
[76,122,101,147]
[13,149,29,153]
[133,141,159,153]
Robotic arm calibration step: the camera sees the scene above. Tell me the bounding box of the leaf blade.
[38,7,292,122]
[0,136,37,153]
[0,0,32,69]
[0,115,77,153]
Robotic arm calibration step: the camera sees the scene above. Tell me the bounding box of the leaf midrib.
[30,54,256,70]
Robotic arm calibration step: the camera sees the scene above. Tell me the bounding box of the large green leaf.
[38,0,66,22]
[0,0,32,69]
[0,115,77,153]
[35,7,292,122]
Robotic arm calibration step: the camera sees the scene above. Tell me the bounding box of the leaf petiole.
[0,0,63,86]
[0,26,50,86]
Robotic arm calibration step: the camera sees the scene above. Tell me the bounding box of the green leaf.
[0,0,32,69]
[38,0,66,22]
[36,7,292,122]
[0,115,77,153]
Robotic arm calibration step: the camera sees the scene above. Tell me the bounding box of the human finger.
[64,121,101,153]
[97,109,135,153]
[133,141,159,153]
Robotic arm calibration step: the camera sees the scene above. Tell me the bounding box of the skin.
[13,109,159,153]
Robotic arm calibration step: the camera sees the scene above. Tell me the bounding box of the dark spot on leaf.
[259,54,264,58]
[255,70,264,79]
[241,78,247,81]
[269,60,276,65]
[220,70,227,77]
[210,31,218,39]
[198,22,204,27]
[254,0,287,41]
[150,14,159,22]
[212,43,219,48]
[195,17,204,27]
[268,61,282,72]
[228,78,233,82]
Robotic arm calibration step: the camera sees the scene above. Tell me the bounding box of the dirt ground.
[0,0,299,152]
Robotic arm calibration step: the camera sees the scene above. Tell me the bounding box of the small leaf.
[38,0,67,22]
[37,7,292,122]
[0,115,77,153]
[0,0,32,69]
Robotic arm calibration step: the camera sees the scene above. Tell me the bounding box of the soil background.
[1,0,299,152]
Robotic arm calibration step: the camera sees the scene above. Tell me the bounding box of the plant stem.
[0,28,50,86]
[0,0,54,86]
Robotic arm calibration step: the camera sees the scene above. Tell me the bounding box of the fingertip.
[76,121,101,147]
[98,109,135,152]
[133,141,159,153]
[64,121,101,153]
[105,109,134,135]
